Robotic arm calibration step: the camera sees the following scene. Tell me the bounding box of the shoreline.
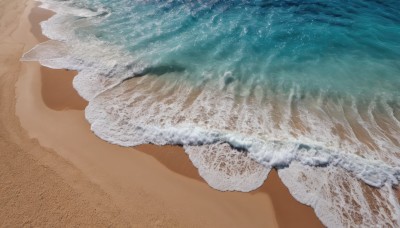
[31,3,324,226]
[31,3,325,226]
[2,0,325,226]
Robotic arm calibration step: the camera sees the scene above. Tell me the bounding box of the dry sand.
[0,0,326,227]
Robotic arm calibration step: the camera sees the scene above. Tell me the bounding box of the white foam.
[184,143,270,192]
[279,162,400,227]
[39,0,108,18]
[83,86,400,188]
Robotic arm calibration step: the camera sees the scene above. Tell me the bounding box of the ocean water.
[23,0,400,226]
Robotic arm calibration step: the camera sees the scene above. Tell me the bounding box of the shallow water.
[68,0,400,96]
[23,0,400,226]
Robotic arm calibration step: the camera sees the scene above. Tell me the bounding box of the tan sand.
[0,0,324,227]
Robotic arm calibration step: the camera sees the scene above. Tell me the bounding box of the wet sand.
[40,67,88,110]
[1,0,324,227]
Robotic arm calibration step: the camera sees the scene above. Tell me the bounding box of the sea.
[22,0,400,226]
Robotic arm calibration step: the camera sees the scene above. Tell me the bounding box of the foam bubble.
[279,162,400,227]
[185,143,270,192]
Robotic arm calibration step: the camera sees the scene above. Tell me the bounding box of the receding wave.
[22,0,400,226]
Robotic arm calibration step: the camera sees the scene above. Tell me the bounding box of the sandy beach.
[0,0,326,227]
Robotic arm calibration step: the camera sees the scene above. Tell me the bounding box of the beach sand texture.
[0,0,326,227]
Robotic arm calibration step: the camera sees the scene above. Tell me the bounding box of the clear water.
[74,0,400,97]
[23,0,400,226]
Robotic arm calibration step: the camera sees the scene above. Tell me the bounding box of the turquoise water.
[71,0,400,97]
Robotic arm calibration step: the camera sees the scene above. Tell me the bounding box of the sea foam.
[22,0,400,226]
